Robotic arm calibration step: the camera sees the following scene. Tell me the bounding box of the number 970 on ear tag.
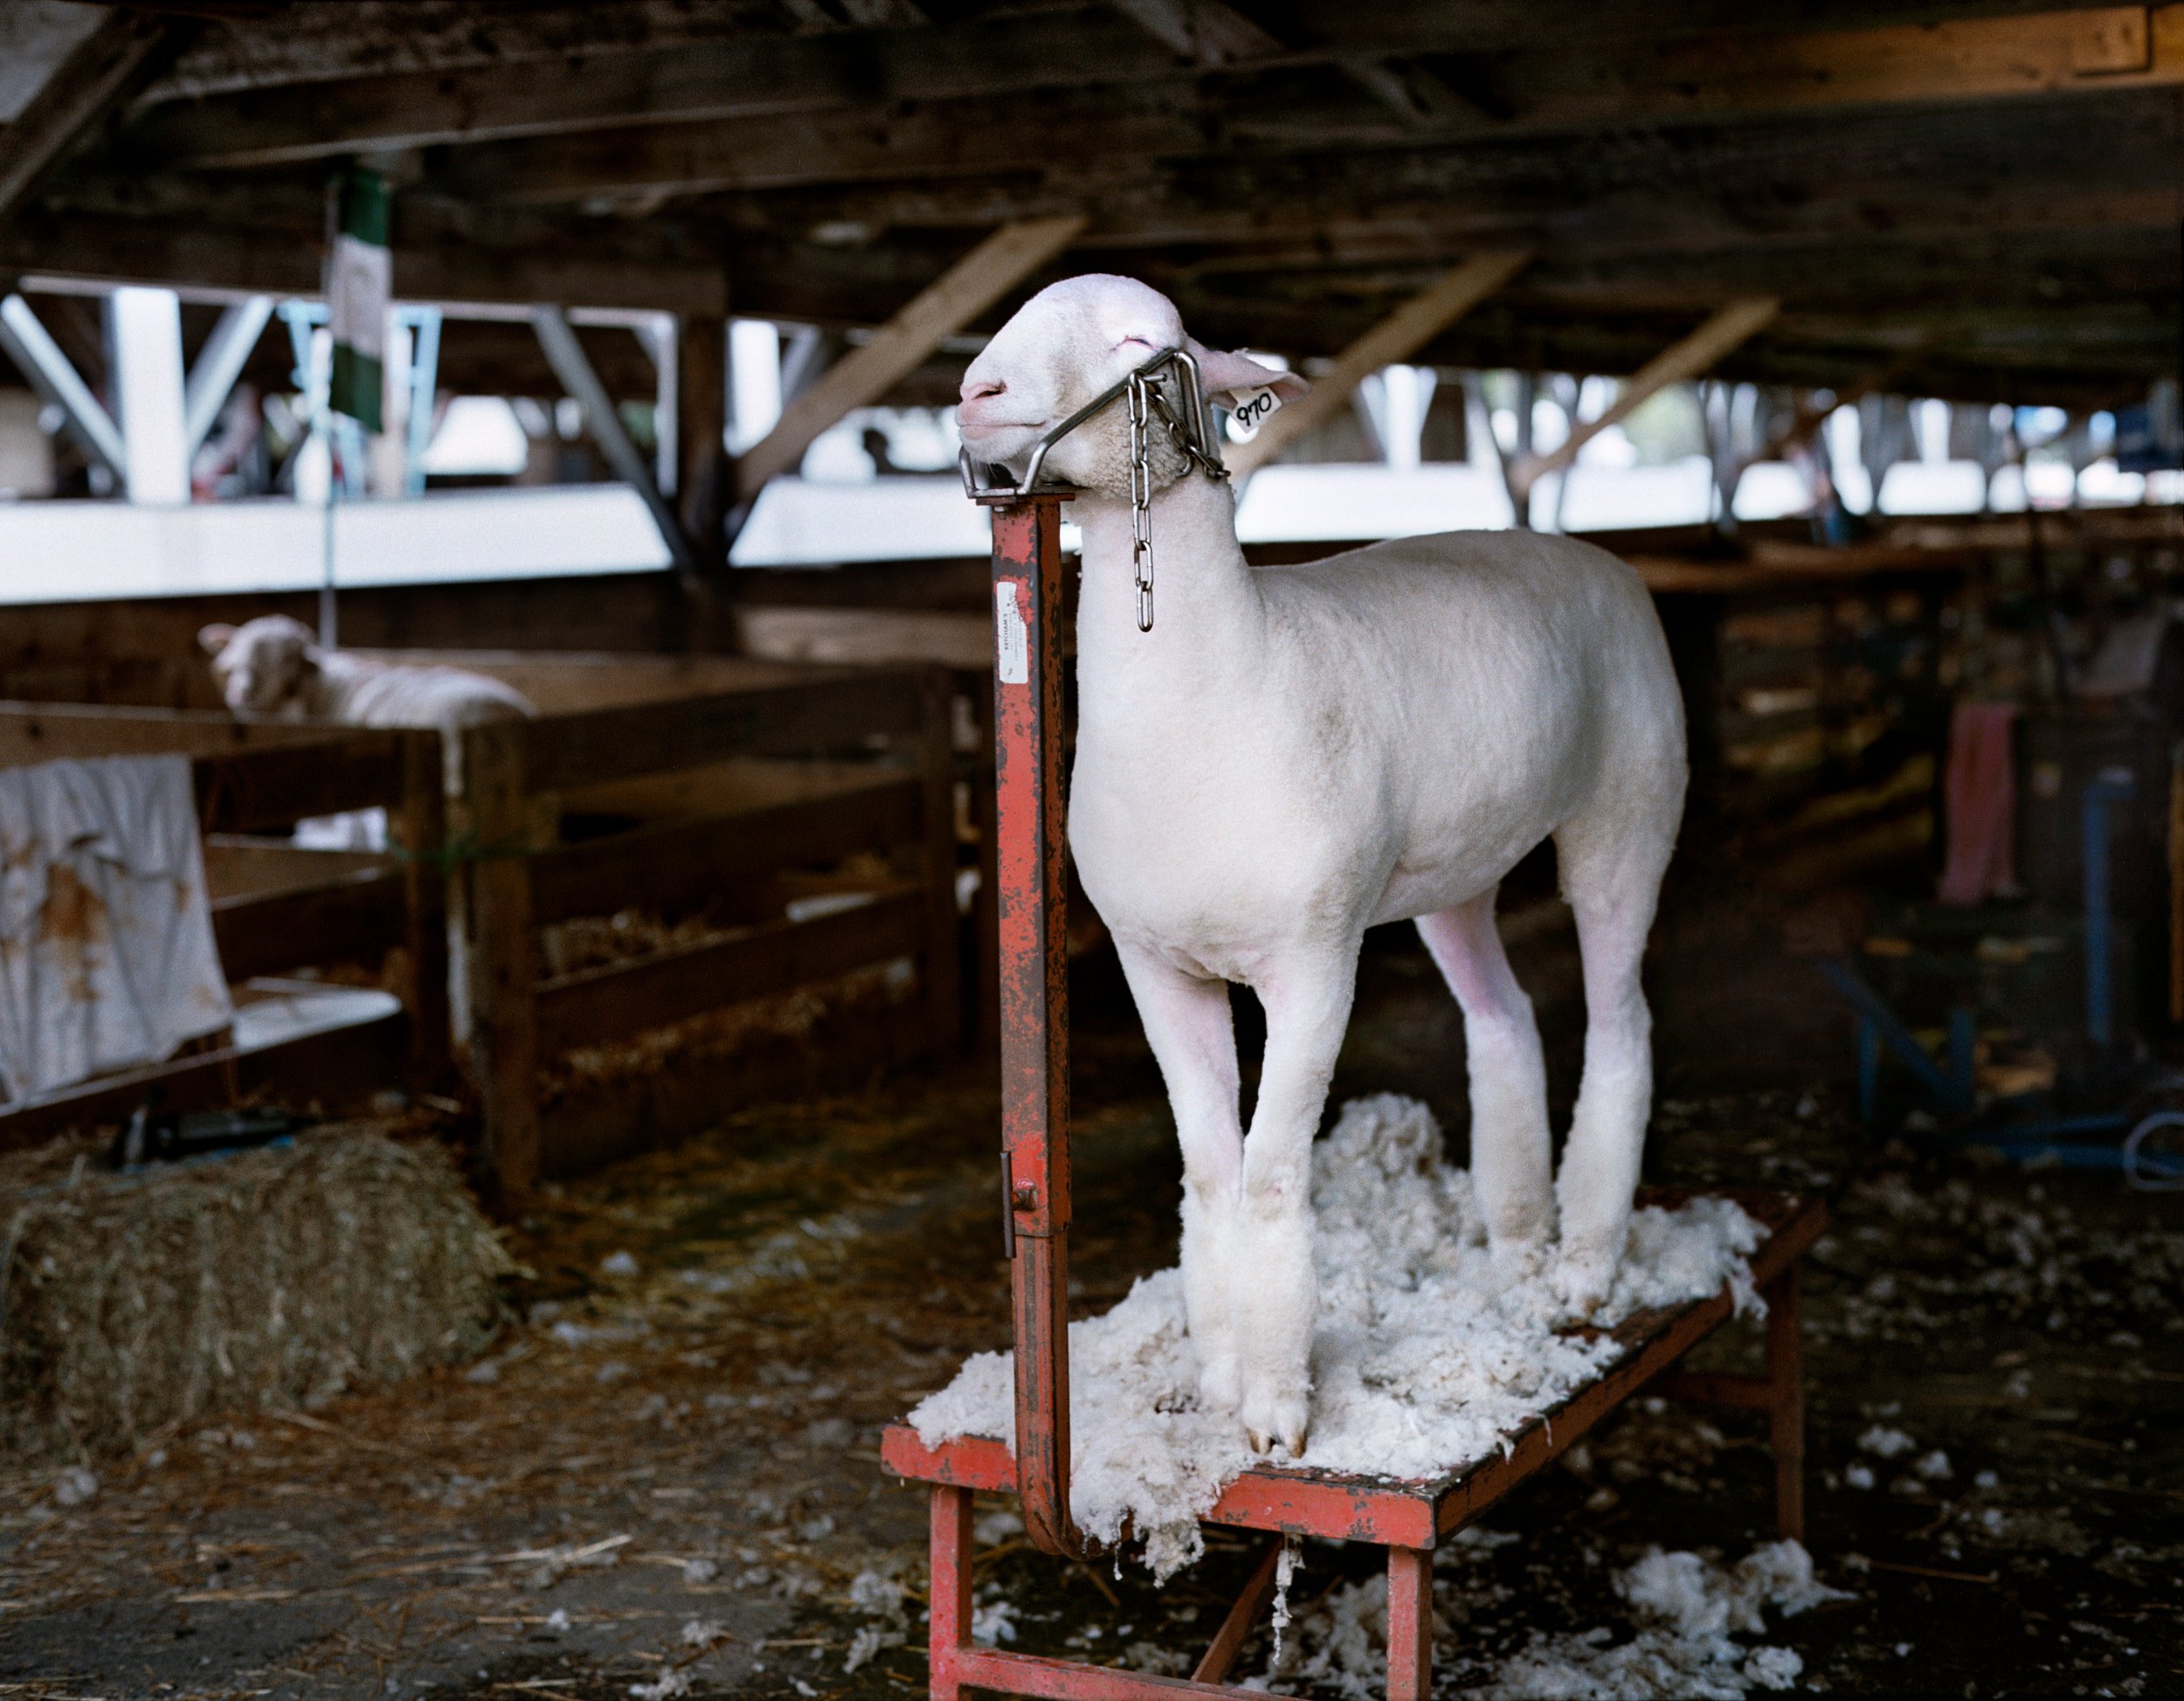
[1225,385,1283,442]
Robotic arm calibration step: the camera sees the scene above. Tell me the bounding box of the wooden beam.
[1565,5,2184,126]
[1508,297,1780,501]
[0,206,730,315]
[0,9,173,224]
[1103,0,1282,66]
[531,304,698,575]
[135,10,1178,168]
[141,2,2110,105]
[1225,250,1530,477]
[733,216,1086,500]
[423,10,2184,209]
[439,89,1203,204]
[676,313,728,575]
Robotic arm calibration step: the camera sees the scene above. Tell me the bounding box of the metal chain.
[1147,384,1230,483]
[1127,370,1156,632]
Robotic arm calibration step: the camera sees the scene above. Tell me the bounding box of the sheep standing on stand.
[957,277,1688,1457]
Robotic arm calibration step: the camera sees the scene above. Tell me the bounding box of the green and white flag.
[325,169,390,432]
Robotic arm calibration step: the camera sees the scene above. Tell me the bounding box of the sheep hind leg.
[1116,947,1247,1414]
[1234,951,1358,1456]
[1552,828,1671,1319]
[1415,891,1553,1278]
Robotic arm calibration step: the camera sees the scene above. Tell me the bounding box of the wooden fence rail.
[461,666,961,1199]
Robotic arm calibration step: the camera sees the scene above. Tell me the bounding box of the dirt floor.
[3,866,2181,1699]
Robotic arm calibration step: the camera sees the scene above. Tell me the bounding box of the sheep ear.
[1185,338,1310,406]
[198,623,237,656]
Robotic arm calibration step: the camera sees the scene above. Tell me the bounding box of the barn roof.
[1,0,2179,405]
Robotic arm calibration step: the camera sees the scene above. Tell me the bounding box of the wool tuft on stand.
[913,1095,1766,1578]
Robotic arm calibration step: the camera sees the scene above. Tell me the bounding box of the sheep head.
[958,274,1305,495]
[198,614,321,716]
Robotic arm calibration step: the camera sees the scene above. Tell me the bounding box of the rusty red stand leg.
[1766,1263,1805,1543]
[930,1485,974,1701]
[1386,1545,1434,1701]
[985,490,1093,1560]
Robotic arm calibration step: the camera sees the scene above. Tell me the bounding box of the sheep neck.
[1071,471,1259,709]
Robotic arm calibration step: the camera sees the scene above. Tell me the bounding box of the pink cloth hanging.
[1938,701,2019,906]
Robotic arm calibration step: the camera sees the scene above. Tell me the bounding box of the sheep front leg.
[1416,894,1552,1276]
[1116,948,1247,1414]
[1234,953,1357,1456]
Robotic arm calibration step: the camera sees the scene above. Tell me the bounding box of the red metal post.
[985,491,1091,1559]
[1385,1545,1434,1701]
[1766,1262,1805,1543]
[930,1485,975,1700]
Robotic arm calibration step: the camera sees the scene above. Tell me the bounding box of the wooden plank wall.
[458,666,961,1198]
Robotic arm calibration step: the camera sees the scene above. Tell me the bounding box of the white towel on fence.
[0,753,233,1103]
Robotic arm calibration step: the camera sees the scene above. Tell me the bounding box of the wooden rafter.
[1103,0,1281,65]
[135,10,1178,169]
[1225,251,1531,478]
[133,5,2184,183]
[733,216,1088,501]
[0,9,175,224]
[1508,298,1782,501]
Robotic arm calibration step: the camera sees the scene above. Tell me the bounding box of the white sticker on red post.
[995,579,1029,685]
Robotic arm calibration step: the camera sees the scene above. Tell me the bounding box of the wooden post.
[1766,1263,1805,1544]
[1225,251,1531,479]
[394,729,452,1094]
[677,312,728,577]
[1386,1545,1434,1701]
[463,720,541,1201]
[1508,297,1780,502]
[916,665,964,1059]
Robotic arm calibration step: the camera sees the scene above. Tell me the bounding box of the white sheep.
[197,615,536,744]
[958,276,1688,1456]
[200,613,536,858]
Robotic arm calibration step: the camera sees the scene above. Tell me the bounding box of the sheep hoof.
[1241,1383,1310,1459]
[1556,1248,1617,1322]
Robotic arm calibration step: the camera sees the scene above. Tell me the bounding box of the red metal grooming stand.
[881,489,1828,1698]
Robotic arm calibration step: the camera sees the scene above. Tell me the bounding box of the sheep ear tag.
[1226,385,1284,442]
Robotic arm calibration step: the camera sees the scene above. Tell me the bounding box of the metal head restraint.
[958,346,1229,633]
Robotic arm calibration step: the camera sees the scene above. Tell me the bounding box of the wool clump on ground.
[912,1095,1766,1578]
[1260,1537,1847,1698]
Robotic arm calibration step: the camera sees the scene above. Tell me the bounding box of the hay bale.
[0,1126,511,1460]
